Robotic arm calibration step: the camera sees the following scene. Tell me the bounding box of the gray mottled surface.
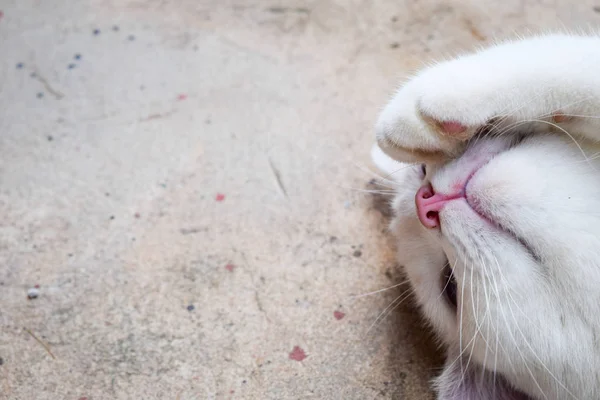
[0,0,598,398]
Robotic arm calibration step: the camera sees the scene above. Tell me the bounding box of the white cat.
[372,34,600,400]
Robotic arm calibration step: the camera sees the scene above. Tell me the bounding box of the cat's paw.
[375,34,600,164]
[375,55,503,163]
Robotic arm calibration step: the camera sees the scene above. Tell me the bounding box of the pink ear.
[434,352,532,400]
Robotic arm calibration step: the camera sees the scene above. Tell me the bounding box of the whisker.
[526,119,595,169]
[436,258,458,302]
[332,183,396,195]
[365,288,415,336]
[350,279,411,299]
[490,252,579,400]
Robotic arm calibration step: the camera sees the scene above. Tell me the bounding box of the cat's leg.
[376,34,600,163]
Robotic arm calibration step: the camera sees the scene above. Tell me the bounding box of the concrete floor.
[1,0,598,399]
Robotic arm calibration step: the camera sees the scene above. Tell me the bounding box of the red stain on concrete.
[215,193,225,202]
[333,310,345,320]
[0,11,4,21]
[177,94,188,101]
[134,212,140,219]
[289,346,306,361]
[225,264,235,272]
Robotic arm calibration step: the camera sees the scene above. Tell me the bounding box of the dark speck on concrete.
[68,253,73,257]
[353,250,362,257]
[16,62,24,69]
[68,63,76,69]
[112,25,120,31]
[74,54,81,60]
[128,34,135,41]
[27,287,39,299]
[0,357,4,366]
[93,29,100,35]
[109,215,115,220]
[391,16,398,22]
[187,304,195,311]
[242,380,247,384]
[47,135,53,141]
[30,72,37,78]
[390,42,400,49]
[37,92,44,99]
[594,6,600,12]
[329,236,337,242]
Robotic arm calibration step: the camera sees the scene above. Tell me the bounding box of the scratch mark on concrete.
[24,328,56,359]
[140,110,174,122]
[268,157,288,198]
[463,18,486,41]
[180,227,207,235]
[266,6,310,14]
[240,251,272,322]
[32,72,64,99]
[218,36,276,62]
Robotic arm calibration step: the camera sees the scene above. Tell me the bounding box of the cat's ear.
[434,352,531,400]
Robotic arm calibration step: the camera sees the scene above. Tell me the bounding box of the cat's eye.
[420,163,427,177]
[442,262,457,308]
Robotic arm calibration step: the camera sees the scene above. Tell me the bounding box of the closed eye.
[441,261,457,308]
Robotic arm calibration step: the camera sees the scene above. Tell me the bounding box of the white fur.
[373,33,600,400]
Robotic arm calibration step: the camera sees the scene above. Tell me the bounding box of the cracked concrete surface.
[1,0,598,399]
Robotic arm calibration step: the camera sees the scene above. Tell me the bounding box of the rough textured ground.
[1,0,598,399]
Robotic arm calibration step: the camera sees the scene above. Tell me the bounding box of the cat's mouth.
[462,157,540,262]
[464,194,540,262]
[431,136,540,261]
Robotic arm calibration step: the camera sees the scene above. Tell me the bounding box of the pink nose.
[415,184,454,229]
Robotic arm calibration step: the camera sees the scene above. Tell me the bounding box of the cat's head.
[372,134,600,399]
